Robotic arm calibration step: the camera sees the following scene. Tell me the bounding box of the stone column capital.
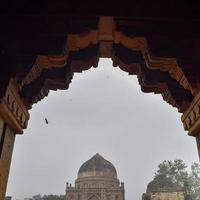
[0,79,29,134]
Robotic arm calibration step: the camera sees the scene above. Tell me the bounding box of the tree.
[32,195,42,200]
[42,195,65,200]
[30,195,65,200]
[155,159,188,186]
[155,159,200,200]
[188,162,200,200]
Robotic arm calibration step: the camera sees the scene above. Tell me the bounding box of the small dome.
[78,153,117,179]
[147,175,183,193]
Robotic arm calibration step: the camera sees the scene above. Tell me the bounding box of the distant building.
[142,175,185,200]
[66,153,125,200]
[5,196,12,200]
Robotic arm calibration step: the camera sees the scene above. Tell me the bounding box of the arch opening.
[1,15,200,200]
[6,58,198,200]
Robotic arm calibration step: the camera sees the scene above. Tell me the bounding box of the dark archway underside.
[0,3,200,136]
[1,2,200,199]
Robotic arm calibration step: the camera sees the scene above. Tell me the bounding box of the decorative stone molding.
[181,91,200,136]
[112,55,188,112]
[0,79,29,133]
[66,31,98,52]
[31,76,72,105]
[70,56,99,73]
[25,55,99,106]
[19,16,195,112]
[162,89,178,108]
[114,33,194,95]
[65,17,194,96]
[20,54,67,89]
[112,55,140,75]
[66,17,115,58]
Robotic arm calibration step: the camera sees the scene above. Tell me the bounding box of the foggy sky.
[6,59,199,200]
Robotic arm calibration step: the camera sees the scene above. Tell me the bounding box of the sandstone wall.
[0,117,16,200]
[149,191,184,200]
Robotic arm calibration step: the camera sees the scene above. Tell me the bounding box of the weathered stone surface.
[0,116,4,140]
[0,125,15,200]
[143,192,184,200]
[146,175,183,193]
[181,91,200,136]
[0,79,29,134]
[196,134,200,159]
[143,175,185,200]
[66,154,124,200]
[78,153,117,178]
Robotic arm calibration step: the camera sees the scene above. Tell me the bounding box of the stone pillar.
[196,134,200,159]
[0,117,16,200]
[181,91,200,160]
[0,79,30,200]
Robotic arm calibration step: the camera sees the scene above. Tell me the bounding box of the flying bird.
[45,118,49,124]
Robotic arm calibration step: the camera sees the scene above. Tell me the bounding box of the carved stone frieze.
[0,79,29,133]
[181,91,200,136]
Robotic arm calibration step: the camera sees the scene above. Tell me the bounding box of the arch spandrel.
[88,194,100,200]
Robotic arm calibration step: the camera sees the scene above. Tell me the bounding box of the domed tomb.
[147,175,183,193]
[142,175,185,200]
[65,153,125,200]
[75,153,120,189]
[77,153,117,179]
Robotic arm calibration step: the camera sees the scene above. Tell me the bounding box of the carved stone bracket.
[65,17,194,96]
[181,91,200,136]
[112,55,140,75]
[20,54,67,89]
[66,16,115,58]
[0,79,29,133]
[70,56,99,73]
[17,16,196,114]
[66,31,98,51]
[114,33,194,96]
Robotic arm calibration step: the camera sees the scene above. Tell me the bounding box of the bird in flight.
[45,118,49,124]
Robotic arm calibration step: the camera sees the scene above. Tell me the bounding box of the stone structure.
[4,197,11,200]
[65,153,125,200]
[1,2,200,199]
[142,175,185,200]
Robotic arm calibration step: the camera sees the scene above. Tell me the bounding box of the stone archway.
[88,194,100,200]
[0,15,200,200]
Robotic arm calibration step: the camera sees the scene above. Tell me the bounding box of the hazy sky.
[6,59,199,200]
